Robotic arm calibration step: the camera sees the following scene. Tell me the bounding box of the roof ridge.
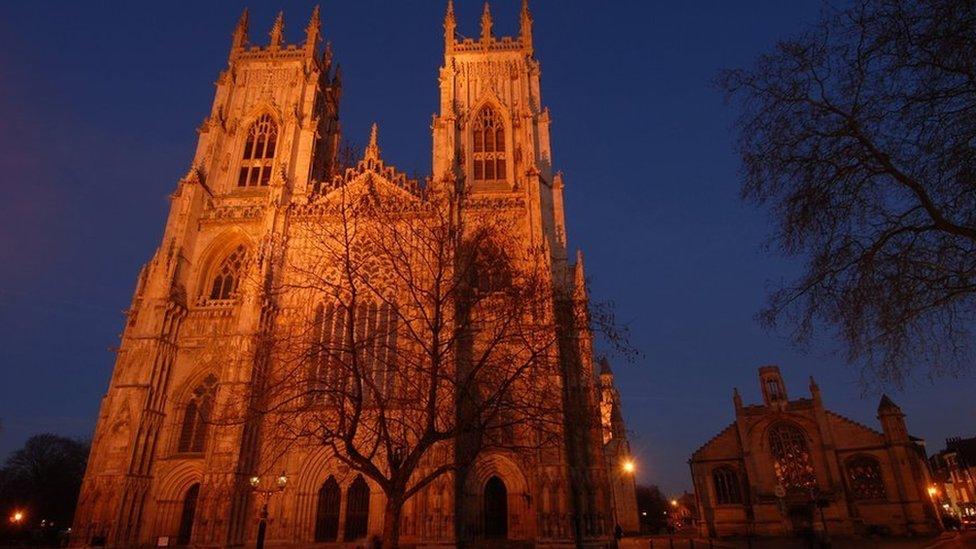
[691,422,736,458]
[826,410,883,437]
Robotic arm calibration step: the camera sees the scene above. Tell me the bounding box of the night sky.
[1,1,973,496]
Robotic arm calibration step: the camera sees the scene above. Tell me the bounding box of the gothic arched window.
[344,475,370,541]
[309,302,398,404]
[314,476,341,542]
[177,375,217,453]
[846,456,887,500]
[176,483,199,545]
[472,106,506,182]
[768,423,816,491]
[712,467,742,505]
[208,245,247,301]
[238,114,278,187]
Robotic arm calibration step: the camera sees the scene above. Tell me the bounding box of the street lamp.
[250,472,287,549]
[622,459,636,474]
[9,511,24,524]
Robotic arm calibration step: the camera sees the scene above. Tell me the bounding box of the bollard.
[669,535,674,549]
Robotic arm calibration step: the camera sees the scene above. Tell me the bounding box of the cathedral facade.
[690,366,941,539]
[71,3,637,547]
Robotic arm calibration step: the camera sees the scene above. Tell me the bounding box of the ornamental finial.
[480,2,493,43]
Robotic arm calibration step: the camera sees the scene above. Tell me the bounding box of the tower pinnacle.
[229,8,249,60]
[364,123,381,162]
[520,0,533,53]
[444,0,457,53]
[480,2,493,43]
[269,11,285,49]
[304,6,322,58]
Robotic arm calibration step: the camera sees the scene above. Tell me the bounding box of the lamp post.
[249,472,287,549]
[610,458,635,543]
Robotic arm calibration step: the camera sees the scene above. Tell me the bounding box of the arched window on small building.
[846,456,887,500]
[768,423,816,492]
[472,106,506,183]
[712,467,742,504]
[207,245,247,301]
[238,114,278,187]
[177,375,217,454]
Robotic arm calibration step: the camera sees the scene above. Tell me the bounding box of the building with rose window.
[689,366,941,538]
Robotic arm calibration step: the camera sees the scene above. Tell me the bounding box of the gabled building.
[689,366,941,539]
[930,436,976,522]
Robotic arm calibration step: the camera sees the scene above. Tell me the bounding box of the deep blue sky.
[1,1,973,496]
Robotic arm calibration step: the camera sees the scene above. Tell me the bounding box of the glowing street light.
[670,499,678,507]
[622,459,636,474]
[927,485,939,498]
[10,511,24,524]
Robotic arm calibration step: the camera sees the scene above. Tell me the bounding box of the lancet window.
[309,301,398,404]
[472,106,506,182]
[238,114,278,187]
[177,375,217,454]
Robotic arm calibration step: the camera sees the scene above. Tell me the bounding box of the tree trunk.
[381,497,403,549]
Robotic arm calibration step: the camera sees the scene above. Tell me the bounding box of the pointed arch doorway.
[484,476,508,539]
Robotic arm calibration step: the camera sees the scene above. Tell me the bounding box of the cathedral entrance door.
[484,476,508,539]
[315,476,341,542]
[177,484,199,546]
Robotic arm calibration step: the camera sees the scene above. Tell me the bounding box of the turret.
[758,365,788,406]
[878,394,909,443]
[520,0,533,54]
[269,11,285,50]
[480,2,493,44]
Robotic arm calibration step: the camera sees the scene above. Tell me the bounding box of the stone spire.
[269,11,285,49]
[444,0,456,54]
[520,0,533,53]
[364,123,381,162]
[229,8,248,60]
[480,2,493,44]
[304,5,321,58]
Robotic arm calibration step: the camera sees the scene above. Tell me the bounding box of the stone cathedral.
[72,3,638,547]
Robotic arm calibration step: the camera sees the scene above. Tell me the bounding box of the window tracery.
[207,245,247,301]
[472,106,506,182]
[846,456,887,500]
[768,423,816,491]
[177,375,217,454]
[712,467,742,504]
[238,114,278,188]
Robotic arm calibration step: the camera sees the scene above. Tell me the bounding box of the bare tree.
[236,178,577,547]
[719,0,976,384]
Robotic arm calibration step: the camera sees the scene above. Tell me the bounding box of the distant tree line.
[0,434,89,545]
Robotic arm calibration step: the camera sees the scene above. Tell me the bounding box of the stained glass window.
[769,423,816,491]
[846,456,887,500]
[712,467,742,504]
